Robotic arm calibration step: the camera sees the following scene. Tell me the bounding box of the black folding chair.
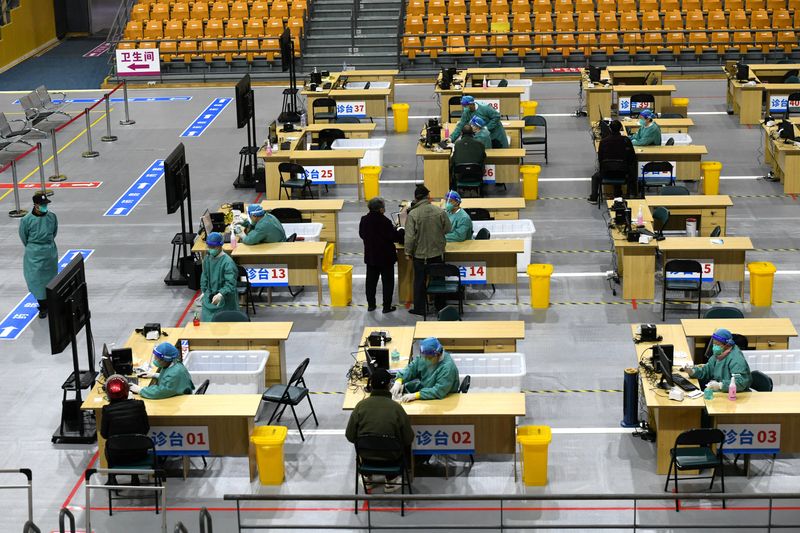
[259,358,318,441]
[236,265,256,317]
[424,263,465,320]
[312,97,337,123]
[662,259,703,320]
[660,185,690,195]
[105,434,162,516]
[354,434,412,516]
[464,207,492,220]
[448,95,463,122]
[278,162,314,199]
[271,207,304,223]
[596,159,632,208]
[212,309,250,322]
[664,428,726,512]
[317,128,345,150]
[521,115,548,164]
[641,161,675,192]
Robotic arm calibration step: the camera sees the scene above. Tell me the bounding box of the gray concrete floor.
[0,79,799,532]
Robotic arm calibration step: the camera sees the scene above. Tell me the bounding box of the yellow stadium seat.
[511,0,531,13]
[511,33,532,56]
[471,13,489,32]
[575,0,594,11]
[491,0,510,14]
[553,0,573,12]
[290,0,308,19]
[449,0,468,14]
[211,1,229,19]
[789,0,799,9]
[201,39,218,63]
[660,0,680,9]
[447,35,468,53]
[577,32,597,55]
[599,31,620,54]
[534,32,554,56]
[664,10,685,54]
[131,4,149,21]
[191,1,209,20]
[403,35,421,59]
[144,20,164,39]
[159,39,177,62]
[405,15,424,33]
[265,17,284,36]
[239,38,259,61]
[556,33,577,56]
[534,12,553,30]
[639,0,658,10]
[117,41,137,51]
[124,21,143,40]
[262,37,280,61]
[490,14,511,55]
[513,12,532,31]
[406,0,424,15]
[204,18,223,37]
[772,7,791,27]
[766,0,785,8]
[450,14,468,33]
[532,0,551,13]
[171,2,190,21]
[151,3,170,20]
[725,0,744,10]
[164,19,184,39]
[683,0,701,9]
[287,16,304,35]
[773,9,796,51]
[231,1,249,19]
[620,11,641,52]
[597,0,616,12]
[271,0,289,18]
[556,12,575,30]
[246,17,265,36]
[226,17,245,37]
[468,34,488,56]
[685,10,709,55]
[429,0,447,15]
[186,19,204,38]
[750,9,773,52]
[251,1,270,18]
[578,11,596,30]
[617,0,636,12]
[219,39,239,61]
[427,14,446,34]
[708,10,731,54]
[137,0,156,5]
[471,0,489,14]
[641,11,663,54]
[423,36,444,58]
[703,0,723,10]
[599,11,618,30]
[746,0,766,9]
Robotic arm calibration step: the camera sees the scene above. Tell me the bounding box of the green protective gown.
[473,127,492,149]
[241,213,286,245]
[199,251,239,321]
[445,208,474,242]
[451,103,509,148]
[140,361,195,399]
[19,211,58,300]
[630,122,662,146]
[691,345,752,392]
[397,351,460,400]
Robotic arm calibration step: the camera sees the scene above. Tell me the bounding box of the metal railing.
[174,508,213,533]
[58,508,76,533]
[85,468,168,533]
[224,492,800,531]
[0,469,33,526]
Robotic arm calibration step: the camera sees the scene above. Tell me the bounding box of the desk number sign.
[665,259,714,283]
[337,101,366,118]
[448,262,487,285]
[304,165,335,185]
[618,97,653,116]
[246,265,289,287]
[476,99,500,112]
[483,164,496,184]
[412,424,475,455]
[768,95,799,113]
[150,426,210,456]
[718,424,780,454]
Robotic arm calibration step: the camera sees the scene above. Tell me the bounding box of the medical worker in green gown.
[237,204,286,244]
[18,193,58,319]
[199,231,239,321]
[130,342,195,399]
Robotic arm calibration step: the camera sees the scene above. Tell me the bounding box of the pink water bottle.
[728,375,738,401]
[444,124,450,139]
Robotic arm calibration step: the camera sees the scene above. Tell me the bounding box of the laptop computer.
[201,210,231,243]
[366,348,390,370]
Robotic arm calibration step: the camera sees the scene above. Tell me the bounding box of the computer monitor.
[655,344,675,390]
[268,120,278,145]
[644,72,657,86]
[778,120,795,141]
[46,254,90,355]
[736,62,749,82]
[366,348,390,370]
[111,348,134,375]
[164,143,188,215]
[201,209,214,236]
[588,65,601,83]
[101,356,116,379]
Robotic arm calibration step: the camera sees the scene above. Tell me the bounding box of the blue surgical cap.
[207,232,224,246]
[461,95,475,106]
[248,204,266,217]
[420,337,443,356]
[711,328,734,345]
[445,190,462,203]
[639,109,654,119]
[470,116,485,128]
[153,342,179,362]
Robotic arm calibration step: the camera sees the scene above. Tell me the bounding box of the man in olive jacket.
[404,185,451,315]
[346,369,413,492]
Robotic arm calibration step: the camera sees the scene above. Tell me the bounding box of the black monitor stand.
[165,166,195,286]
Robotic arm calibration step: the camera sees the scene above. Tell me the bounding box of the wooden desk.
[630,324,704,475]
[607,65,667,86]
[459,197,526,220]
[179,322,293,385]
[708,392,800,456]
[231,241,326,306]
[659,236,753,300]
[446,120,524,148]
[414,320,525,353]
[435,83,526,123]
[726,63,800,124]
[337,69,399,103]
[606,199,654,222]
[258,146,366,200]
[465,67,526,81]
[584,81,613,124]
[303,72,394,130]
[329,88,391,132]
[342,391,525,454]
[610,219,658,300]
[261,199,344,248]
[762,121,800,194]
[397,240,524,305]
[416,141,524,199]
[614,85,677,116]
[682,318,798,360]
[623,117,695,134]
[645,195,733,237]
[634,145,708,182]
[295,123,377,142]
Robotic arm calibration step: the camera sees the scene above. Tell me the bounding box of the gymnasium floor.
[0,79,799,531]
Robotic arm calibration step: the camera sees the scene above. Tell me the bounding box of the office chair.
[212,310,250,322]
[750,370,773,392]
[629,93,655,118]
[270,207,304,223]
[703,306,744,319]
[354,434,413,516]
[448,95,463,122]
[464,207,492,220]
[660,185,690,195]
[437,305,461,321]
[665,137,675,146]
[312,97,337,123]
[710,226,721,237]
[259,357,318,441]
[521,116,548,164]
[454,163,484,197]
[662,259,702,320]
[652,206,669,240]
[596,159,631,207]
[278,162,314,199]
[641,161,675,193]
[317,128,345,150]
[498,79,509,87]
[424,263,465,320]
[664,429,726,512]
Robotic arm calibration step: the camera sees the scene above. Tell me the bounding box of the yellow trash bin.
[392,103,409,133]
[521,100,539,131]
[520,164,541,200]
[328,264,353,306]
[527,263,553,308]
[361,166,381,200]
[250,425,288,485]
[517,425,552,486]
[701,161,723,195]
[671,97,689,117]
[748,262,777,307]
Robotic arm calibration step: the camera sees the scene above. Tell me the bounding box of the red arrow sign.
[0,181,102,189]
[127,63,150,70]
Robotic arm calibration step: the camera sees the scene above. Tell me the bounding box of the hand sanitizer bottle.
[636,205,644,227]
[728,374,738,401]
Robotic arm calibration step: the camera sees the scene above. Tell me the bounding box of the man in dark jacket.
[588,119,639,202]
[346,368,413,492]
[450,125,487,190]
[101,375,151,469]
[359,197,402,313]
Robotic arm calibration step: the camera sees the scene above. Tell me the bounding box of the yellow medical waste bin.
[517,425,552,486]
[527,263,553,308]
[520,164,541,200]
[392,103,409,133]
[250,425,288,485]
[748,262,777,307]
[361,166,381,200]
[521,100,539,131]
[701,161,722,195]
[328,264,353,306]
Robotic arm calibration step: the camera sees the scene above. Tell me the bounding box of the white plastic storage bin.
[487,79,533,101]
[471,219,536,273]
[661,133,692,145]
[281,222,323,242]
[745,350,800,389]
[183,350,269,394]
[331,138,387,168]
[450,352,526,392]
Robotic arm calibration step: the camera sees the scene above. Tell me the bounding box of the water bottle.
[181,340,189,360]
[482,75,487,88]
[391,348,400,363]
[703,386,714,401]
[636,205,644,227]
[266,142,273,156]
[728,374,738,400]
[342,61,347,71]
[300,111,307,127]
[231,230,237,250]
[444,124,450,139]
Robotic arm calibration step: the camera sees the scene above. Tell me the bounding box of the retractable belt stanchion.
[81,108,99,158]
[101,94,117,142]
[48,128,67,182]
[8,160,27,218]
[36,143,53,197]
[120,80,135,126]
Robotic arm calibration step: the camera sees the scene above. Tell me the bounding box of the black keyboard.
[671,374,698,392]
